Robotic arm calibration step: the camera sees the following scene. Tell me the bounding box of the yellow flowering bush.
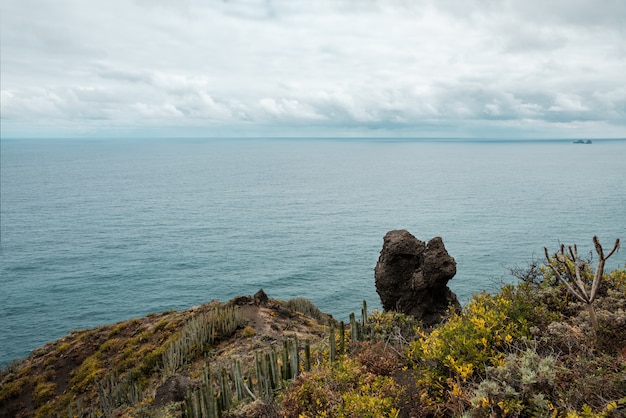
[280,357,403,418]
[407,291,531,412]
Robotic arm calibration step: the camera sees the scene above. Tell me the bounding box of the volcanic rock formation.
[374,230,461,327]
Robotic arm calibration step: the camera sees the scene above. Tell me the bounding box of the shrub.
[355,341,401,376]
[34,381,57,406]
[407,291,531,414]
[364,310,419,346]
[70,356,104,393]
[285,297,327,323]
[242,326,256,338]
[280,357,403,418]
[554,352,626,414]
[469,348,557,417]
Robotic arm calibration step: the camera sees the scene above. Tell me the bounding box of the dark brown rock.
[253,289,269,305]
[153,375,198,406]
[374,230,460,327]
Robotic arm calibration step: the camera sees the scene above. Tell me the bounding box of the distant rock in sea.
[573,139,592,144]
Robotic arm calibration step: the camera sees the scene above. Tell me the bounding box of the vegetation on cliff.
[1,241,625,417]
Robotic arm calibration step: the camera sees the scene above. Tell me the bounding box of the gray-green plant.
[304,340,311,372]
[163,305,246,377]
[285,297,326,322]
[339,321,345,355]
[183,364,221,418]
[470,348,557,416]
[544,236,620,331]
[96,371,142,417]
[329,322,336,363]
[361,300,368,330]
[349,312,362,342]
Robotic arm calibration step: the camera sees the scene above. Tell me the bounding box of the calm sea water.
[1,138,625,366]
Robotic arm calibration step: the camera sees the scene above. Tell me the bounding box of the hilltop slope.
[0,291,330,417]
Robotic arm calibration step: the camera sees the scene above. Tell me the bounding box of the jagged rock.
[374,230,461,327]
[231,289,269,307]
[254,289,269,305]
[153,375,199,406]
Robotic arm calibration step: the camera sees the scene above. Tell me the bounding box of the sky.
[1,0,625,139]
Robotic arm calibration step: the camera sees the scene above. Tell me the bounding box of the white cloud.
[1,0,625,138]
[549,93,589,112]
[131,103,184,118]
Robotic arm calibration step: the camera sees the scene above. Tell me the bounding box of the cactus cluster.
[347,300,368,344]
[183,336,306,417]
[327,300,370,365]
[163,305,246,377]
[285,297,327,323]
[96,371,142,417]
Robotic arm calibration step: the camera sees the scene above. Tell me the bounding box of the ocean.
[1,138,625,367]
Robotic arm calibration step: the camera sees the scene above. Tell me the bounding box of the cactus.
[544,236,620,331]
[201,365,220,418]
[329,322,336,363]
[281,340,291,381]
[163,305,246,377]
[289,337,300,379]
[254,352,269,400]
[304,340,311,372]
[285,297,326,322]
[96,370,143,416]
[362,300,368,327]
[233,359,256,401]
[219,368,231,411]
[349,312,362,342]
[339,321,345,355]
[269,349,280,389]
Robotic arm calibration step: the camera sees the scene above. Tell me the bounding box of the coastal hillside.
[1,262,626,417]
[0,291,330,417]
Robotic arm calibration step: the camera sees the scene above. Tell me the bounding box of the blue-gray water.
[1,138,625,367]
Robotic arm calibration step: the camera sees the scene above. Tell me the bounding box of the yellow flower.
[457,363,474,380]
[450,381,463,396]
[481,337,488,348]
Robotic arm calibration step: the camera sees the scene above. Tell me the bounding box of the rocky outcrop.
[153,375,199,406]
[374,230,460,327]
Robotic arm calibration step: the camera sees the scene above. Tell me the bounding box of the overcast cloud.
[1,0,625,138]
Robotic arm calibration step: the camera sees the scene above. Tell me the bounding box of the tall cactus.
[329,322,336,363]
[349,312,357,342]
[269,349,280,388]
[288,337,300,379]
[339,321,345,355]
[163,305,246,378]
[362,300,369,339]
[544,236,620,331]
[304,340,311,372]
[281,340,291,381]
[233,359,255,401]
[218,368,231,411]
[254,352,272,401]
[361,300,368,328]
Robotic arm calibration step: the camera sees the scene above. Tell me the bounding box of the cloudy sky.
[1,0,625,139]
